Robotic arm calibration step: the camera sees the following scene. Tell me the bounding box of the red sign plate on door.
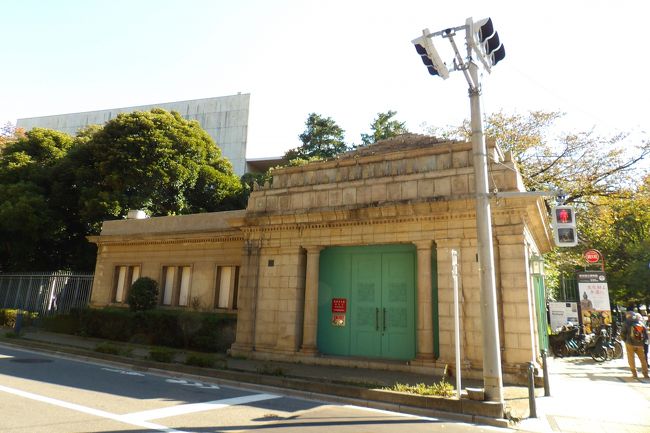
[332,298,347,313]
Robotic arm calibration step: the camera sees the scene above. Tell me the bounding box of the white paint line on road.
[342,404,440,421]
[124,393,281,421]
[166,378,220,389]
[0,383,189,433]
[102,367,145,376]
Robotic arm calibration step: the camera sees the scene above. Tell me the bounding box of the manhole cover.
[10,358,53,364]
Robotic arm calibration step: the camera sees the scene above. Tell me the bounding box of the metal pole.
[542,349,550,396]
[452,249,462,399]
[527,362,537,418]
[468,61,504,402]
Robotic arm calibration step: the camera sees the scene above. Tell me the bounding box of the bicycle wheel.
[591,346,607,363]
[613,341,623,359]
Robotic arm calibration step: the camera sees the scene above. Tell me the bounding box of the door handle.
[383,308,387,332]
[375,308,379,331]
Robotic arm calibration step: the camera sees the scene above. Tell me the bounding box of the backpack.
[630,322,646,344]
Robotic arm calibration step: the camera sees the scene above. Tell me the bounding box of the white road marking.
[0,354,13,359]
[0,383,189,433]
[124,393,281,421]
[166,378,220,389]
[102,367,145,376]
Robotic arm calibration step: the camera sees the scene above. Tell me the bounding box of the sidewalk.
[2,327,650,432]
[517,354,650,433]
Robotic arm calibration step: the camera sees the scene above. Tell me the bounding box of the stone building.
[88,134,552,383]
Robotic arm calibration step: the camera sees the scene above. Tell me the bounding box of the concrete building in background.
[16,94,253,175]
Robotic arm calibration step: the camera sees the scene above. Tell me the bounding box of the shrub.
[94,342,122,355]
[185,353,216,368]
[0,309,38,328]
[127,277,159,311]
[41,313,81,334]
[148,347,175,363]
[385,379,454,397]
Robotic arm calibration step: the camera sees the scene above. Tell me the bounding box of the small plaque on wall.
[331,314,346,327]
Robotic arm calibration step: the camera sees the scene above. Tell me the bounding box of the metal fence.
[0,272,93,316]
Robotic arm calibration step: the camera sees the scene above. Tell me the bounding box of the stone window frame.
[160,265,193,307]
[214,265,240,311]
[111,264,141,304]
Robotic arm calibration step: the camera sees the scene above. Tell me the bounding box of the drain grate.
[10,358,53,364]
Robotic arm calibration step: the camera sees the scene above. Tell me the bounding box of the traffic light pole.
[468,61,504,402]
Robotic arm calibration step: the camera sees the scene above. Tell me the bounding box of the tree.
[0,128,74,271]
[64,109,243,232]
[284,113,347,161]
[577,177,650,305]
[0,110,246,272]
[360,111,408,146]
[427,111,650,203]
[426,110,650,303]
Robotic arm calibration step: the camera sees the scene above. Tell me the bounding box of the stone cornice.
[88,234,244,247]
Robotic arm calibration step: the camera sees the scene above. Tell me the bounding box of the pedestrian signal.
[552,206,577,247]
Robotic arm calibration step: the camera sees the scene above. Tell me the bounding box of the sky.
[1,0,648,159]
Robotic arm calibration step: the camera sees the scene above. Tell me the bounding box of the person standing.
[621,312,649,378]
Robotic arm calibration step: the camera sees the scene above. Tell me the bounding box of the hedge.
[0,309,38,328]
[41,307,236,353]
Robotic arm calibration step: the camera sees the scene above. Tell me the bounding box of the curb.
[0,337,510,428]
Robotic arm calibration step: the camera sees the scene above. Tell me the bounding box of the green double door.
[318,245,416,360]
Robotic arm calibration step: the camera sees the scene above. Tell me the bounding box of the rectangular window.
[112,265,140,303]
[161,266,192,307]
[215,265,239,310]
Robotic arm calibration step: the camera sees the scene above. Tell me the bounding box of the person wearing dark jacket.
[621,312,649,378]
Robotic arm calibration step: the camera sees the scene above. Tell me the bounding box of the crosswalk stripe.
[123,393,281,421]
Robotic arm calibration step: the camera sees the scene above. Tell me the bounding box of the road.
[0,344,509,433]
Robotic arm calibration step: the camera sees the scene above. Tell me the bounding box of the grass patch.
[94,342,132,357]
[256,364,285,376]
[148,347,175,363]
[384,378,455,397]
[185,353,217,368]
[4,331,19,339]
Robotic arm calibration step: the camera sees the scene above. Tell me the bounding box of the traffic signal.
[466,17,506,72]
[552,206,578,247]
[412,31,450,79]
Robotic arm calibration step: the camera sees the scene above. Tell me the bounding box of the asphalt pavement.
[1,327,650,432]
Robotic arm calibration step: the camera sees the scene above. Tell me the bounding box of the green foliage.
[0,128,75,271]
[94,342,132,356]
[386,379,455,397]
[52,308,236,352]
[426,110,650,204]
[185,353,218,368]
[426,110,650,302]
[0,110,245,272]
[0,309,38,327]
[40,312,81,334]
[360,111,408,146]
[148,347,175,363]
[127,277,159,311]
[67,109,243,229]
[284,113,348,161]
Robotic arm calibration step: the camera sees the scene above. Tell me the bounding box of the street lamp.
[412,17,506,402]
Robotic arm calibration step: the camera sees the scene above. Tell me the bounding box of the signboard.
[548,302,579,331]
[331,298,347,313]
[331,298,347,327]
[577,271,611,333]
[331,314,346,327]
[584,249,601,264]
